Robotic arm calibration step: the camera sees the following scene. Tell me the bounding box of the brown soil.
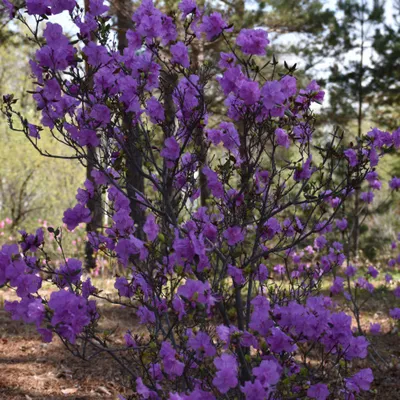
[1,286,400,399]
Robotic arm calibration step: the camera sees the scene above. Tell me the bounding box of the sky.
[23,0,399,85]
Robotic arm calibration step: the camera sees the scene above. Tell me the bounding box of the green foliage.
[0,34,84,235]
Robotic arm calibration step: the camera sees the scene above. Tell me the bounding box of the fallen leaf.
[61,388,78,395]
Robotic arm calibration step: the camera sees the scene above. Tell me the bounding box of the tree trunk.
[84,0,103,271]
[115,0,146,238]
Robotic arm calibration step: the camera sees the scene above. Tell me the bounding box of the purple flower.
[26,0,51,15]
[227,265,245,285]
[344,149,358,167]
[249,295,273,336]
[137,305,155,324]
[346,336,369,360]
[330,277,344,295]
[187,331,216,357]
[218,52,236,69]
[275,128,290,149]
[261,80,285,109]
[144,213,159,241]
[200,12,228,40]
[146,97,165,123]
[83,41,109,66]
[264,217,281,240]
[389,176,400,190]
[50,0,76,15]
[179,0,198,19]
[241,379,267,400]
[115,277,133,298]
[367,266,379,278]
[177,279,215,309]
[280,75,297,98]
[62,204,91,231]
[87,0,108,16]
[360,191,374,204]
[161,137,180,160]
[369,323,381,335]
[314,235,327,249]
[345,264,357,277]
[171,41,190,68]
[223,226,245,246]
[5,297,45,327]
[212,353,238,393]
[48,290,93,344]
[345,368,373,393]
[294,157,313,181]
[336,218,348,231]
[267,327,296,353]
[390,308,400,319]
[55,258,82,287]
[257,264,268,282]
[135,377,154,399]
[307,383,329,400]
[90,104,111,126]
[238,79,260,105]
[3,0,15,18]
[253,359,281,387]
[160,341,184,378]
[236,29,269,56]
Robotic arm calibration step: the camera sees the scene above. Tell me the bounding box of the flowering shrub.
[2,0,400,398]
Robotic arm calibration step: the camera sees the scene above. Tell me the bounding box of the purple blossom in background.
[367,266,379,278]
[200,12,228,40]
[275,128,290,148]
[146,97,165,123]
[227,265,245,285]
[336,218,348,231]
[171,41,190,68]
[179,0,198,19]
[345,264,357,277]
[223,226,245,246]
[161,137,180,161]
[307,383,330,400]
[188,330,216,357]
[143,213,159,241]
[330,277,344,295]
[360,191,374,204]
[344,149,358,167]
[264,217,281,240]
[294,157,313,181]
[390,308,400,319]
[389,177,400,190]
[369,323,381,335]
[236,29,269,55]
[137,306,155,324]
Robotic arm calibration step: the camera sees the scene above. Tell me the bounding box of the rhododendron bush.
[2,0,400,399]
